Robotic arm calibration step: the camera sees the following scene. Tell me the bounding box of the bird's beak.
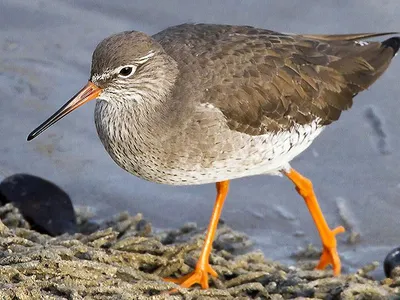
[27,81,102,141]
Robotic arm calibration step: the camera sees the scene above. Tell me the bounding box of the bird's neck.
[95,91,173,143]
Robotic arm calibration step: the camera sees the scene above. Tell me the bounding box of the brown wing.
[155,24,399,135]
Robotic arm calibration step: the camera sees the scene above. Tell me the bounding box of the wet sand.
[1,0,400,279]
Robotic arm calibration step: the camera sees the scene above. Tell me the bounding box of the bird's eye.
[118,65,137,78]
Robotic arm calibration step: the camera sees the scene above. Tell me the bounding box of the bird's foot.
[164,261,218,289]
[316,225,345,275]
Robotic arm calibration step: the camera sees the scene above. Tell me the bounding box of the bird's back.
[154,23,399,135]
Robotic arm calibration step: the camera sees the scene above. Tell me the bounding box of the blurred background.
[1,0,399,277]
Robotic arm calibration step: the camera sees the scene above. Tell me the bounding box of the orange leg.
[164,181,229,289]
[283,168,345,275]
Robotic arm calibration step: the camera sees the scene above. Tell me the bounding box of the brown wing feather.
[299,32,399,41]
[155,24,398,135]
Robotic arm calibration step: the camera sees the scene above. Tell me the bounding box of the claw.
[315,225,345,275]
[164,263,218,290]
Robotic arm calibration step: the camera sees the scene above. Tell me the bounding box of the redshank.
[27,24,399,289]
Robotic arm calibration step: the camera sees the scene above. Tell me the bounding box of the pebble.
[0,173,77,236]
[384,246,400,278]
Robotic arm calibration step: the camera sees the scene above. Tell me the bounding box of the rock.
[0,173,77,236]
[384,246,400,278]
[0,209,400,299]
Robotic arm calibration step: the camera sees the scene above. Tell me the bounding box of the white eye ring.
[117,65,137,78]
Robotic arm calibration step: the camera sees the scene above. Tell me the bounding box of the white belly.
[95,100,324,185]
[162,120,324,184]
[108,119,324,185]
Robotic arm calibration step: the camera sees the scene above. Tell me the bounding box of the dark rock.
[0,173,77,236]
[384,247,400,278]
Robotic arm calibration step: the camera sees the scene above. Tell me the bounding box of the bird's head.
[27,31,177,141]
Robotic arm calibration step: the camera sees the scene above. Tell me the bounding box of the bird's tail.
[324,34,400,94]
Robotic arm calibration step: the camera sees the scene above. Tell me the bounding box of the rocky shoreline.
[0,204,399,299]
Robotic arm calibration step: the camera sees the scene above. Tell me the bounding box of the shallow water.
[1,0,400,277]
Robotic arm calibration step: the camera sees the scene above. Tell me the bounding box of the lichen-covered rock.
[0,205,399,299]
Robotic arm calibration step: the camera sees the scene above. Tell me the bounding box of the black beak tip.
[27,132,36,141]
